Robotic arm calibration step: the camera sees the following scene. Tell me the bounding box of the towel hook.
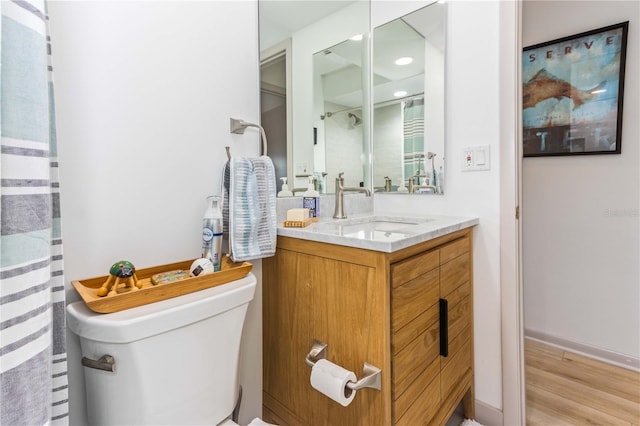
[229,118,268,156]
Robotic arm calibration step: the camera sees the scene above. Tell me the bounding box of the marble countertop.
[277,214,479,253]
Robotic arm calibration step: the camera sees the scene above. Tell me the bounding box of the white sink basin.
[341,219,422,232]
[313,216,430,239]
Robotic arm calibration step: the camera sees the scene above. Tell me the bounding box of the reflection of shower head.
[427,152,437,169]
[320,112,333,120]
[348,112,362,126]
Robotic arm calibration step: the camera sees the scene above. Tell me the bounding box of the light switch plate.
[461,145,491,171]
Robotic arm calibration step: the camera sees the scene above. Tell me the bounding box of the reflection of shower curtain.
[1,1,69,424]
[403,98,425,183]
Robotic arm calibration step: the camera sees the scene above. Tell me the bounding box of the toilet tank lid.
[67,273,256,344]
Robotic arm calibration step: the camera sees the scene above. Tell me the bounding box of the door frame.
[499,0,526,424]
[260,38,294,183]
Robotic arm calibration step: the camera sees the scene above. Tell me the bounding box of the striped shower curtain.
[403,98,426,184]
[1,1,69,424]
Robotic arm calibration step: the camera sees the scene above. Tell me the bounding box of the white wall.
[522,1,640,362]
[47,1,262,424]
[373,0,504,413]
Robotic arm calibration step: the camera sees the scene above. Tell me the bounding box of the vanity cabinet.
[262,228,474,426]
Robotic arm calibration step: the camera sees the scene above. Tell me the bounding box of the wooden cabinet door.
[437,234,475,423]
[390,249,441,425]
[438,236,472,397]
[264,248,389,425]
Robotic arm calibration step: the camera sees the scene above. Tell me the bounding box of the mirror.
[259,1,368,194]
[372,2,446,194]
[259,1,446,195]
[313,36,367,193]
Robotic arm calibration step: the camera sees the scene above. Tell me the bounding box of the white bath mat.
[461,419,484,426]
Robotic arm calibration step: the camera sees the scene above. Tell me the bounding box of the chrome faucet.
[408,176,437,194]
[414,184,438,193]
[384,176,391,192]
[409,171,438,194]
[333,172,371,219]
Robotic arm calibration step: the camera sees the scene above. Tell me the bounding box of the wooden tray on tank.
[71,256,252,314]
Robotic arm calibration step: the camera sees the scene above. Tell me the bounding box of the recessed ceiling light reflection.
[395,57,413,66]
[393,91,407,97]
[350,34,363,41]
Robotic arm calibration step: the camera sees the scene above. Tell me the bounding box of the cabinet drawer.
[392,249,439,288]
[440,252,470,298]
[439,236,470,265]
[394,361,440,426]
[392,269,439,333]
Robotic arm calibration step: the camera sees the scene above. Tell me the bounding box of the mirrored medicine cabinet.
[259,0,446,195]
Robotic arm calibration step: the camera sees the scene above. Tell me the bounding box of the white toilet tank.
[67,272,256,425]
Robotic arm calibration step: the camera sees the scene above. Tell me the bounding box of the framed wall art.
[522,22,628,157]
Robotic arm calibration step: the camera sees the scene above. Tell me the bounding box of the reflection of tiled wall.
[373,103,403,190]
[325,108,364,188]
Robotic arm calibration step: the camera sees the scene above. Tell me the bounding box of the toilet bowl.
[67,272,258,425]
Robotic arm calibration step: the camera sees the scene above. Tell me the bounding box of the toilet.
[67,272,259,425]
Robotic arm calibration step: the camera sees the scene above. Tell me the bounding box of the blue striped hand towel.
[226,156,277,261]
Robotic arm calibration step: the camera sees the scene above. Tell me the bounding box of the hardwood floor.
[525,338,640,425]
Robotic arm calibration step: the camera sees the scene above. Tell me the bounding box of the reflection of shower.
[320,111,362,128]
[348,112,362,127]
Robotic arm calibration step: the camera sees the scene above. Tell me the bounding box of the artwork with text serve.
[522,22,628,156]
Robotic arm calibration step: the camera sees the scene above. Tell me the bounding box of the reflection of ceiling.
[373,18,425,83]
[260,1,361,107]
[259,1,356,48]
[311,3,445,108]
[314,38,364,108]
[316,39,363,74]
[372,3,445,105]
[403,3,446,51]
[260,1,445,108]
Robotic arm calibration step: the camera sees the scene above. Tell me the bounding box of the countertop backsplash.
[275,194,374,224]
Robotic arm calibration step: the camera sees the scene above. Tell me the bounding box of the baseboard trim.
[475,400,503,426]
[525,328,640,372]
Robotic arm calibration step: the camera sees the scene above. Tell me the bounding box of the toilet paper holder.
[304,339,382,392]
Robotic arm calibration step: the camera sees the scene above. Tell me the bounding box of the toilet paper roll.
[310,359,357,407]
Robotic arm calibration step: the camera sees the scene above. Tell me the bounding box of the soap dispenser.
[277,177,293,197]
[302,176,320,218]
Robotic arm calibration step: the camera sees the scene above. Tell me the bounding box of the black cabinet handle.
[439,298,448,357]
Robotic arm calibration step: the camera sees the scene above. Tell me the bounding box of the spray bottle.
[202,195,223,272]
